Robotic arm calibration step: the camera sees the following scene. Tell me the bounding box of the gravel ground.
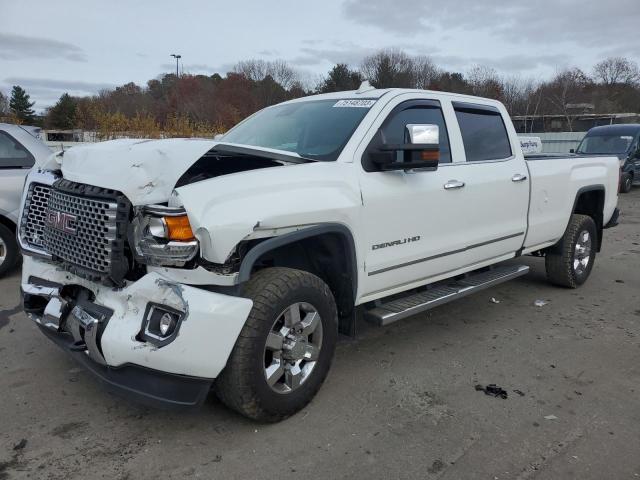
[1,190,639,480]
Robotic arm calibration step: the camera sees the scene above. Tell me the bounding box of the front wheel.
[0,223,19,277]
[215,267,338,422]
[620,173,633,193]
[545,214,597,288]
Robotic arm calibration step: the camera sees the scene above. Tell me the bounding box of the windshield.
[577,134,635,155]
[221,99,376,161]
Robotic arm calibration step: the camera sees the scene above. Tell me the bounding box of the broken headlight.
[131,205,199,267]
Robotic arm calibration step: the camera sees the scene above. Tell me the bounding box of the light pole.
[170,54,181,78]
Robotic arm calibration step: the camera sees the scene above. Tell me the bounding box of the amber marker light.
[164,215,195,241]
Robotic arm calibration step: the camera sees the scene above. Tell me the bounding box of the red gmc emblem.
[45,210,77,235]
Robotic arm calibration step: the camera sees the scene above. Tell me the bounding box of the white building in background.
[518,132,586,154]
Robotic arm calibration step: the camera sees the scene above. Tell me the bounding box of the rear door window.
[0,131,35,168]
[453,102,512,162]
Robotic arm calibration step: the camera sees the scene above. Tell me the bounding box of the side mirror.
[569,148,575,154]
[371,124,440,171]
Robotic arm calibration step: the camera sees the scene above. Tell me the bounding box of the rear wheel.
[545,214,597,288]
[215,267,338,422]
[0,223,18,277]
[620,173,633,193]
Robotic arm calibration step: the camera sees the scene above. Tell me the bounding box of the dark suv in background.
[575,124,640,193]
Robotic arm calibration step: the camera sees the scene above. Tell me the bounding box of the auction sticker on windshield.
[333,99,377,108]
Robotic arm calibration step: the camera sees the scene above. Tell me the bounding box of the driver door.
[358,99,472,299]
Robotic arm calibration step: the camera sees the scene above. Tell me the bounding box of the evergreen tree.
[318,64,362,93]
[46,93,78,129]
[9,85,36,123]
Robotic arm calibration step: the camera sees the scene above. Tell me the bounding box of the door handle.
[444,180,465,190]
[512,174,528,182]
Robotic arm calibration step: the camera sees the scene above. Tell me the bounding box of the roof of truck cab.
[284,88,506,106]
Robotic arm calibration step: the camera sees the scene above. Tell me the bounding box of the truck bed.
[522,153,619,253]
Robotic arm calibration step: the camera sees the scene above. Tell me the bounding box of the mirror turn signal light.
[420,150,440,161]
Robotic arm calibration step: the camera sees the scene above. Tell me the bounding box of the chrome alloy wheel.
[0,236,6,267]
[263,302,323,394]
[573,229,592,276]
[624,175,633,192]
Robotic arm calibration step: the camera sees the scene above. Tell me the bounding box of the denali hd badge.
[372,236,420,250]
[45,210,77,235]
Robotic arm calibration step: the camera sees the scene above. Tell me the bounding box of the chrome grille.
[20,183,52,250]
[43,189,118,273]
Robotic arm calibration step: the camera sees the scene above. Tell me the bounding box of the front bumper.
[39,324,212,408]
[21,256,253,406]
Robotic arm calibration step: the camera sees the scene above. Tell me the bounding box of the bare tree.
[0,91,8,117]
[593,57,640,86]
[467,65,502,99]
[413,56,439,90]
[360,49,415,88]
[234,59,299,90]
[500,75,523,114]
[234,59,269,81]
[522,79,543,133]
[543,68,591,131]
[269,60,299,90]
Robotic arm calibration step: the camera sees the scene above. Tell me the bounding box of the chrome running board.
[365,265,529,326]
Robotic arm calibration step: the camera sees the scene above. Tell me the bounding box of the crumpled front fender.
[176,161,363,264]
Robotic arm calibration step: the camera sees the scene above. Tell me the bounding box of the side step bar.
[365,265,529,326]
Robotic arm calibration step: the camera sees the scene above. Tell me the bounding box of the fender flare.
[237,223,358,301]
[0,212,17,231]
[571,184,605,212]
[569,184,605,250]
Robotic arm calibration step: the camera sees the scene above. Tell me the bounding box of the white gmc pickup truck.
[19,85,620,421]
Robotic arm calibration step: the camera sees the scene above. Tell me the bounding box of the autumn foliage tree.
[29,53,640,137]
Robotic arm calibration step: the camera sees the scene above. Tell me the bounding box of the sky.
[1,0,639,112]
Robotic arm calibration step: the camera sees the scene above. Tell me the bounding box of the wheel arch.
[238,223,358,323]
[570,185,605,251]
[0,214,17,233]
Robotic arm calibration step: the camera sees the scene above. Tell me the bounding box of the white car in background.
[0,123,52,276]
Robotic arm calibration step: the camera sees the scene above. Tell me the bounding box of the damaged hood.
[55,138,309,205]
[56,138,218,205]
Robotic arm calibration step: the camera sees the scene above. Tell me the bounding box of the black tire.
[215,267,338,422]
[0,223,19,277]
[545,214,597,288]
[620,173,633,193]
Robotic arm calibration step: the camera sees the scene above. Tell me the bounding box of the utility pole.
[170,54,181,78]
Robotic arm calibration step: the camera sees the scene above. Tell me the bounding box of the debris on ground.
[475,384,508,399]
[533,299,548,307]
[513,389,525,396]
[490,297,500,304]
[427,459,445,474]
[544,414,558,420]
[13,439,27,451]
